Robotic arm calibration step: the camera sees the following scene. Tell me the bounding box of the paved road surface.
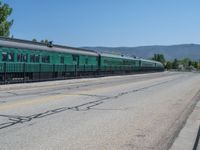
[0,72,200,150]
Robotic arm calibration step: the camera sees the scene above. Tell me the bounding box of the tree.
[172,59,179,69]
[40,39,53,47]
[188,60,192,66]
[181,58,191,67]
[32,38,37,42]
[194,62,198,69]
[0,0,13,37]
[165,61,172,70]
[152,54,165,65]
[41,39,49,44]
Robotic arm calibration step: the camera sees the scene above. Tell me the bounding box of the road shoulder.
[170,100,200,150]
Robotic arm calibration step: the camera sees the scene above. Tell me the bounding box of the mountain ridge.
[82,44,200,60]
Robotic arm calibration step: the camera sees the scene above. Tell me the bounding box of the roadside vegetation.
[152,54,200,71]
[0,0,13,37]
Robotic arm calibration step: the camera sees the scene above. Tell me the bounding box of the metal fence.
[0,62,163,84]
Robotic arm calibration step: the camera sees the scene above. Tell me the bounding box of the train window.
[23,54,28,62]
[47,56,50,63]
[17,54,28,62]
[8,53,14,62]
[85,58,88,64]
[72,55,77,61]
[42,56,50,63]
[35,55,40,63]
[60,56,64,64]
[2,52,8,61]
[30,55,36,62]
[17,54,22,62]
[42,56,45,63]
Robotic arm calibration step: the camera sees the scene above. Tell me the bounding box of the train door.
[98,55,101,70]
[72,55,79,66]
[139,60,141,67]
[0,47,2,62]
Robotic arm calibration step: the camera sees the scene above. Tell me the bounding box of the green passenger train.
[0,37,164,83]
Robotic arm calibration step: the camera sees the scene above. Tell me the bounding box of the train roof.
[100,53,138,60]
[100,53,161,63]
[0,37,98,56]
[101,53,163,66]
[0,37,164,66]
[140,58,163,65]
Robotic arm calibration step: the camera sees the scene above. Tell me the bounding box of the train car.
[100,53,164,73]
[0,37,164,84]
[99,53,140,72]
[140,59,164,72]
[0,37,99,82]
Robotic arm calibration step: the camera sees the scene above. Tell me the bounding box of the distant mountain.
[83,44,200,60]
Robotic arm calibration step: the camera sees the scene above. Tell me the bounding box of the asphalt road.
[0,72,200,150]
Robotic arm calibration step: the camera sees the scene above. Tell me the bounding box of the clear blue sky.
[4,0,200,47]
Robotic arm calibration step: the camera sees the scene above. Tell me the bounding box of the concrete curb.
[170,101,200,150]
[193,126,200,150]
